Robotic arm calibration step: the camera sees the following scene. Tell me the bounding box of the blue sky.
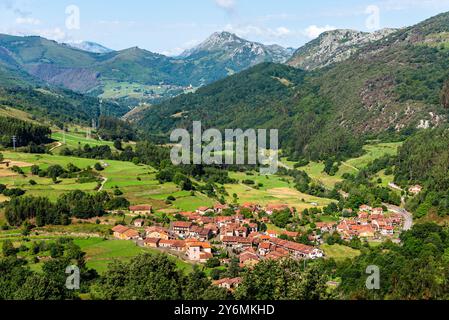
[1,0,449,55]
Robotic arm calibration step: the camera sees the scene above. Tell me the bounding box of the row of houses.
[336,205,403,240]
[144,238,213,263]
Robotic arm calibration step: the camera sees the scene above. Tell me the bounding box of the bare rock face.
[287,28,397,70]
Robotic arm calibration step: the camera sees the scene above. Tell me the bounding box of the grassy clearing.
[321,244,361,261]
[224,172,335,211]
[73,238,193,274]
[0,106,36,122]
[345,142,402,170]
[293,142,402,189]
[51,131,116,150]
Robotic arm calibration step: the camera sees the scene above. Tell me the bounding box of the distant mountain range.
[0,32,296,103]
[137,12,449,159]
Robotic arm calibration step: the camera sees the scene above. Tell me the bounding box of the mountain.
[287,28,397,70]
[0,32,294,104]
[138,12,449,160]
[64,41,114,54]
[178,32,294,84]
[0,86,129,125]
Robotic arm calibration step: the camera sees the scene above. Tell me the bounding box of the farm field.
[73,238,194,274]
[0,151,166,205]
[99,80,195,101]
[0,151,221,212]
[51,131,116,150]
[225,171,335,211]
[320,244,361,261]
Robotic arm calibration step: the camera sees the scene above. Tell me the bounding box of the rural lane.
[384,203,414,231]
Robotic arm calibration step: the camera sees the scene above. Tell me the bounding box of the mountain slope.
[0,32,294,100]
[179,32,294,85]
[0,86,129,125]
[64,41,114,54]
[138,12,449,160]
[287,28,397,70]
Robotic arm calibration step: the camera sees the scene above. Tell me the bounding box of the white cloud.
[303,25,336,39]
[161,39,202,56]
[33,27,67,42]
[15,17,41,25]
[224,24,292,39]
[215,0,235,10]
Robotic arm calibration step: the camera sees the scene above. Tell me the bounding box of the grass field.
[294,142,402,189]
[100,80,195,101]
[345,142,402,170]
[0,106,37,122]
[73,238,193,274]
[51,131,116,150]
[0,151,221,212]
[224,172,335,211]
[321,244,361,261]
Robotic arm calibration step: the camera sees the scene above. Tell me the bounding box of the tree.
[0,152,3,162]
[183,266,212,300]
[2,240,17,257]
[114,139,123,151]
[31,165,40,175]
[94,163,104,171]
[96,254,183,300]
[205,257,221,268]
[235,259,330,300]
[441,80,449,109]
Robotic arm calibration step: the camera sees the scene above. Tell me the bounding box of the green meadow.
[73,238,193,274]
[224,171,335,211]
[294,142,402,189]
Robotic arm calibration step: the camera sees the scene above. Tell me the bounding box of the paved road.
[384,203,414,231]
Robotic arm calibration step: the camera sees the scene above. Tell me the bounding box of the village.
[111,199,409,276]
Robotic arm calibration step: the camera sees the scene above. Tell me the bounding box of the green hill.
[137,12,449,161]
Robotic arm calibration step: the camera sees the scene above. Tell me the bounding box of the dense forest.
[0,86,129,126]
[395,127,449,217]
[0,116,51,147]
[5,190,129,227]
[138,63,364,161]
[97,116,136,142]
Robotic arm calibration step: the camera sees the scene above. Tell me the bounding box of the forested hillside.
[138,12,449,161]
[0,87,128,126]
[395,127,449,218]
[0,116,51,147]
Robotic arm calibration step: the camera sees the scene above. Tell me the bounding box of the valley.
[1,8,449,302]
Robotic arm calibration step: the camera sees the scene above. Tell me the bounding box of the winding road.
[384,203,414,231]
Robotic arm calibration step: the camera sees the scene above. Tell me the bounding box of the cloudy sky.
[1,0,449,55]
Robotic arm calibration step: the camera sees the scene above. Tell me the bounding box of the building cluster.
[112,202,324,265]
[330,205,404,240]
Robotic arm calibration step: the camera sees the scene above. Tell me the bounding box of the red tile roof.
[112,225,129,234]
[222,236,252,244]
[172,221,193,229]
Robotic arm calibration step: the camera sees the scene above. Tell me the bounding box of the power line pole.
[12,136,17,151]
